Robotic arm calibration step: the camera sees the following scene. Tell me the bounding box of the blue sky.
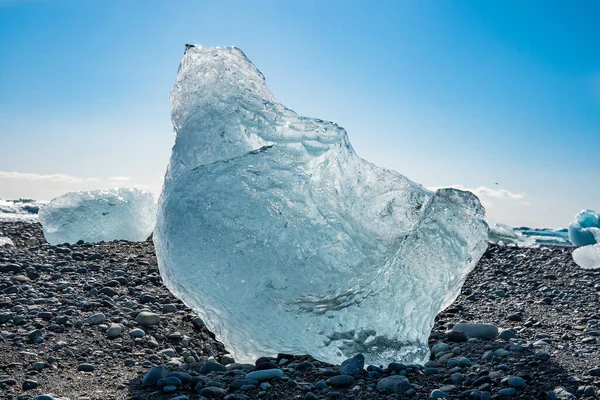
[0,0,598,228]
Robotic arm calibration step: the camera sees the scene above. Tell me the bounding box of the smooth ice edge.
[568,209,600,246]
[155,45,489,366]
[39,188,157,245]
[488,223,537,248]
[0,199,46,222]
[572,244,600,269]
[0,237,14,246]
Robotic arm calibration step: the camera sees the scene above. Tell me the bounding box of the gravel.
[0,221,598,399]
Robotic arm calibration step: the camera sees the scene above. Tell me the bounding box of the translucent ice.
[155,46,489,366]
[488,223,536,247]
[568,209,600,246]
[39,188,156,245]
[572,244,600,269]
[0,237,14,246]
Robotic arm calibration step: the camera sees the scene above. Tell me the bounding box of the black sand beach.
[0,221,598,399]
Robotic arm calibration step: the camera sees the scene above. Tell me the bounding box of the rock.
[22,380,39,390]
[377,375,411,394]
[430,389,449,399]
[245,369,284,381]
[499,329,517,341]
[77,363,95,372]
[230,379,259,390]
[198,387,228,398]
[447,331,468,342]
[106,323,123,338]
[546,386,577,400]
[129,328,145,338]
[325,375,355,388]
[507,314,522,321]
[157,377,182,388]
[451,323,498,339]
[507,376,526,388]
[135,311,160,326]
[200,361,228,374]
[338,354,364,377]
[588,367,600,376]
[142,365,168,386]
[499,388,517,397]
[87,313,106,325]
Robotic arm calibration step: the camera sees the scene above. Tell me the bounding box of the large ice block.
[155,46,489,366]
[39,188,156,245]
[568,209,600,247]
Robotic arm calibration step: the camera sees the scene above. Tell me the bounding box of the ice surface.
[0,237,14,246]
[154,46,489,366]
[568,209,600,246]
[39,188,156,245]
[488,223,537,247]
[514,227,571,247]
[0,199,46,222]
[572,244,600,269]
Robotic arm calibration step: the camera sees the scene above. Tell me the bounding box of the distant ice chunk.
[0,199,47,222]
[0,237,14,246]
[568,209,600,246]
[572,244,600,269]
[154,46,489,366]
[39,188,156,245]
[488,223,536,247]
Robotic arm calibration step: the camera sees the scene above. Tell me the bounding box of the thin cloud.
[0,171,99,184]
[109,176,131,181]
[428,184,526,208]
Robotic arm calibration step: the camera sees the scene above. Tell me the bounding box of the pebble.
[129,328,145,338]
[200,361,228,374]
[87,313,106,325]
[507,376,526,388]
[142,365,167,386]
[106,323,123,338]
[376,375,411,394]
[452,323,499,339]
[135,311,160,326]
[338,353,364,377]
[245,368,284,381]
[77,363,95,372]
[325,374,355,388]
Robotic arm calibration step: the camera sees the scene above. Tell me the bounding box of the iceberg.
[488,223,536,247]
[572,244,600,269]
[568,209,600,247]
[154,46,489,366]
[39,188,156,245]
[0,198,46,222]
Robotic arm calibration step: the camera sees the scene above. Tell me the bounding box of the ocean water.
[514,227,572,247]
[0,199,47,222]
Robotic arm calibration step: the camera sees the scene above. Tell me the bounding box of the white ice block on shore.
[154,46,489,366]
[39,188,156,245]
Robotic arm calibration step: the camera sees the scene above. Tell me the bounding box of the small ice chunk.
[0,237,14,246]
[39,188,156,245]
[154,46,489,366]
[572,244,600,269]
[568,209,600,246]
[488,223,536,247]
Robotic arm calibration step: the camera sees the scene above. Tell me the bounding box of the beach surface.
[0,221,598,399]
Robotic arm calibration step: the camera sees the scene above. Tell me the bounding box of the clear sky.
[0,0,598,228]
